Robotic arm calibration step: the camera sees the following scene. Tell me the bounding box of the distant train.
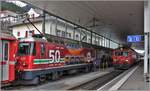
[112,47,140,69]
[1,33,113,86]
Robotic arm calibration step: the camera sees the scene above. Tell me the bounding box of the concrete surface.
[120,63,150,90]
[22,67,114,90]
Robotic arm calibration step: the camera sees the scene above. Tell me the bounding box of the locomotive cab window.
[18,42,36,56]
[115,51,128,56]
[123,52,128,56]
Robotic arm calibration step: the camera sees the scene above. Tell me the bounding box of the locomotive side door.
[1,41,9,81]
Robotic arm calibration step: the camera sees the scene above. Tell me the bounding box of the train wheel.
[31,76,40,85]
[51,72,59,80]
[58,71,63,77]
[84,66,89,73]
[46,74,51,80]
[39,75,46,82]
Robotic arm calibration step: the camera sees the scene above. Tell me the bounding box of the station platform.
[21,67,114,90]
[119,63,150,90]
[98,62,150,91]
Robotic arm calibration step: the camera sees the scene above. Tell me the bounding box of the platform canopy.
[25,0,144,50]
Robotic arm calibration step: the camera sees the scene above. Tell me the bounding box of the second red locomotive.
[112,47,139,69]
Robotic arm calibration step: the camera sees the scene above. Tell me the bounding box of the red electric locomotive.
[112,47,138,69]
[1,17,113,87]
[1,32,18,86]
[15,36,94,84]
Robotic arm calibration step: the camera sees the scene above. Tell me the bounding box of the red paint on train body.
[112,47,138,69]
[15,37,94,83]
[1,33,18,85]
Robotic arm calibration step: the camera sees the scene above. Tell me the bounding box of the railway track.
[66,70,123,90]
[67,64,139,90]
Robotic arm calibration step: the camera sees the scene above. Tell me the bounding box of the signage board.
[127,35,144,42]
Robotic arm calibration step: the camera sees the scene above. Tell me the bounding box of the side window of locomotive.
[32,43,36,55]
[41,43,45,55]
[4,43,8,60]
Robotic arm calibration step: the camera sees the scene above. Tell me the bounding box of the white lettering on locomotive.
[49,50,61,63]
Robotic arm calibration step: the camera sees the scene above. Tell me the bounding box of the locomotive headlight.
[114,59,117,62]
[13,54,16,58]
[23,62,27,67]
[23,62,26,66]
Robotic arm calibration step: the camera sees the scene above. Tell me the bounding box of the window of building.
[68,33,71,38]
[17,32,20,36]
[88,38,91,43]
[62,31,66,37]
[66,32,69,38]
[66,32,72,38]
[56,29,61,36]
[76,34,79,40]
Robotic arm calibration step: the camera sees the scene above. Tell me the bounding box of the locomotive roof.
[19,37,47,42]
[114,47,137,53]
[1,32,16,40]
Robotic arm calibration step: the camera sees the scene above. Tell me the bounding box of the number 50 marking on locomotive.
[49,50,61,63]
[34,50,64,64]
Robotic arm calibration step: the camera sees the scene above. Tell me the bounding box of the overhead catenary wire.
[23,1,120,46]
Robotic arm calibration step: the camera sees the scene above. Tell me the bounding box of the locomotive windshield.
[115,51,128,56]
[18,42,36,56]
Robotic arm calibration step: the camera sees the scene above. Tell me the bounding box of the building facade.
[11,15,119,49]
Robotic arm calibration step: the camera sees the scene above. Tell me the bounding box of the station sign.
[127,35,144,42]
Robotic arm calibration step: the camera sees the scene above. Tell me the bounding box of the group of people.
[92,54,113,71]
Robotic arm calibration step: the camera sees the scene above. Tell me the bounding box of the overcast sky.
[7,0,27,7]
